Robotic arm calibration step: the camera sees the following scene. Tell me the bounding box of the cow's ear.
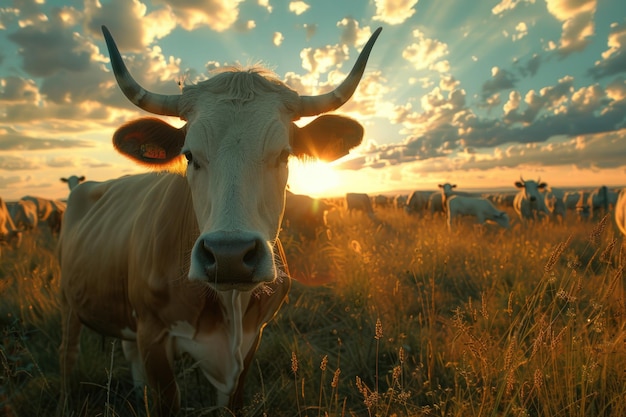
[113,117,186,167]
[60,178,68,183]
[538,182,547,189]
[514,181,524,188]
[292,114,363,161]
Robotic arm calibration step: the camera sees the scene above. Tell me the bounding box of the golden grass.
[1,208,625,416]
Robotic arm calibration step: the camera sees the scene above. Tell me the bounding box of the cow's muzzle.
[189,231,275,290]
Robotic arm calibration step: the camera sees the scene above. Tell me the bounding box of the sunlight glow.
[288,159,340,197]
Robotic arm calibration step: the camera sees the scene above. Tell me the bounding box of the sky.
[0,0,625,201]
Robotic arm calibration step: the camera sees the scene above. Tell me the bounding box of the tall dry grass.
[1,206,625,416]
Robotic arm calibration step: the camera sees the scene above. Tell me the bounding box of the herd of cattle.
[283,178,625,237]
[1,23,624,417]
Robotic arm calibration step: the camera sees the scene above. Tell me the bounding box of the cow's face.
[438,183,457,196]
[515,179,547,203]
[104,26,380,291]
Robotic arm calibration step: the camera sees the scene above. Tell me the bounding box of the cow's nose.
[200,233,263,283]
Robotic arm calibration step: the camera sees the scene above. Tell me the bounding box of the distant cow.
[405,190,431,214]
[346,193,374,216]
[428,192,445,216]
[393,194,408,209]
[575,190,591,220]
[282,191,330,239]
[57,24,381,417]
[9,199,38,230]
[615,189,626,236]
[20,196,66,234]
[60,175,86,191]
[587,186,618,219]
[446,195,510,231]
[373,194,390,208]
[513,177,550,221]
[543,187,566,222]
[0,197,21,248]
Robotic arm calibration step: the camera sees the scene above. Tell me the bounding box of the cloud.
[0,127,95,152]
[273,32,284,47]
[402,29,449,72]
[373,0,418,25]
[481,67,517,98]
[300,44,349,75]
[152,0,243,32]
[492,0,535,16]
[337,18,373,48]
[588,21,626,79]
[545,0,597,56]
[288,1,310,16]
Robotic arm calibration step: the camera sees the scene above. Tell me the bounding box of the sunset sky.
[1,0,625,201]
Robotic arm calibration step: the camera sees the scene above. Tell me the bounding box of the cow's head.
[60,175,86,190]
[102,26,381,291]
[514,176,547,203]
[438,183,457,196]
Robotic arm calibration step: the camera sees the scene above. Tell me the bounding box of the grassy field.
[1,205,625,416]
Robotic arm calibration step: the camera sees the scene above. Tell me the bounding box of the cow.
[563,190,582,211]
[446,195,510,231]
[615,189,626,236]
[9,199,38,230]
[346,192,375,216]
[575,190,591,221]
[20,196,66,234]
[57,25,381,417]
[0,197,22,249]
[513,177,550,221]
[543,186,566,223]
[587,186,619,219]
[393,193,408,209]
[60,175,86,191]
[373,194,390,209]
[428,191,445,216]
[405,190,430,215]
[281,191,330,239]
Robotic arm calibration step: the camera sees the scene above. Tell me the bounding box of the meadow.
[1,203,625,417]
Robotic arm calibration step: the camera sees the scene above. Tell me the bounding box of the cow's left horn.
[299,27,382,117]
[102,26,180,117]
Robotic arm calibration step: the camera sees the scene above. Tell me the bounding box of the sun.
[287,158,340,197]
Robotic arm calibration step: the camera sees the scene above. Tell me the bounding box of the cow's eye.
[183,151,200,169]
[277,149,291,166]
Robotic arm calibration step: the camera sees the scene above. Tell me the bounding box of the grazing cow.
[57,25,381,417]
[346,192,375,216]
[446,195,510,231]
[9,199,38,230]
[373,194,390,208]
[615,189,626,236]
[405,190,431,215]
[575,190,591,220]
[428,191,445,216]
[60,175,86,191]
[513,177,550,221]
[563,191,582,211]
[0,197,21,248]
[587,186,619,219]
[282,191,330,239]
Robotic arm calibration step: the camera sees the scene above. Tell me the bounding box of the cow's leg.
[122,340,148,411]
[136,321,179,417]
[58,299,83,416]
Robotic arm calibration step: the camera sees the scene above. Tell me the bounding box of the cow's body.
[59,173,290,410]
[446,195,510,231]
[543,187,566,222]
[405,190,430,215]
[513,178,550,221]
[58,25,381,416]
[10,199,38,230]
[20,195,65,233]
[346,192,374,215]
[587,186,618,218]
[282,191,330,239]
[0,197,21,248]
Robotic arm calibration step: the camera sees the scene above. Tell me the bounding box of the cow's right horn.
[299,27,382,117]
[102,26,180,117]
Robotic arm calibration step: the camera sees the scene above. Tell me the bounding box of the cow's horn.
[299,27,382,117]
[102,26,180,117]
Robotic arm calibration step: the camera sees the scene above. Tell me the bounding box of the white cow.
[60,175,85,191]
[446,195,510,231]
[20,196,66,234]
[543,187,566,222]
[9,199,38,230]
[405,190,431,215]
[513,177,550,221]
[615,189,626,236]
[0,197,21,248]
[58,25,381,417]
